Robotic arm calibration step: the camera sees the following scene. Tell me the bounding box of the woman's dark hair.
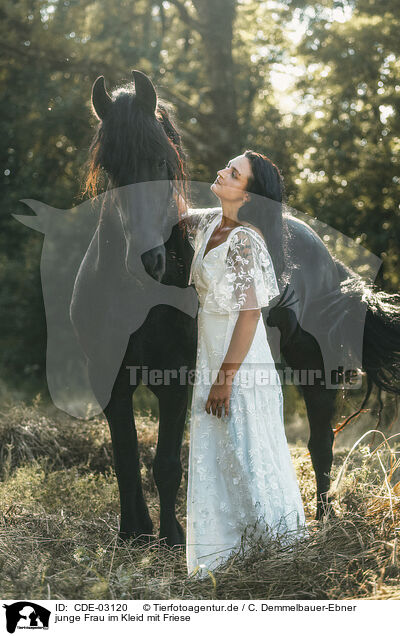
[237,149,289,289]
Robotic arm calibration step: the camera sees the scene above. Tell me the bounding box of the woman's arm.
[205,308,261,418]
[172,186,197,223]
[172,186,188,216]
[172,186,215,231]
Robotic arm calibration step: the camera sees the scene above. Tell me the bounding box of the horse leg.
[281,326,338,519]
[100,365,154,541]
[151,385,188,547]
[301,384,337,518]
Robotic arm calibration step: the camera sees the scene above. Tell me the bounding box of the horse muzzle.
[138,244,166,282]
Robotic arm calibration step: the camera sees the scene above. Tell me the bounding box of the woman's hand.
[205,371,233,418]
[205,311,260,420]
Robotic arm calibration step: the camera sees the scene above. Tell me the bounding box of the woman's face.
[210,154,253,203]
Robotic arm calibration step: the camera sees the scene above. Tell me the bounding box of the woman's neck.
[220,201,241,227]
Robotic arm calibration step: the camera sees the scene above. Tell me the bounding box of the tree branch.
[167,0,201,32]
[158,85,213,127]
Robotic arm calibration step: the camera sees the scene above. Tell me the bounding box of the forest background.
[1,0,399,421]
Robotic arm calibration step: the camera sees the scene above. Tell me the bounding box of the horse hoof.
[315,499,336,521]
[159,519,185,548]
[118,531,155,546]
[158,537,185,552]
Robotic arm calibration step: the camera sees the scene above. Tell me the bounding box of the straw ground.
[0,392,399,600]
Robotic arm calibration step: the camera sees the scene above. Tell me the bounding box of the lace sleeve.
[182,207,221,249]
[224,228,280,311]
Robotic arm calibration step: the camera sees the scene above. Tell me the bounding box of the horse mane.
[81,84,190,209]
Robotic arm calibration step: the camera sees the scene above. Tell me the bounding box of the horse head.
[89,70,186,281]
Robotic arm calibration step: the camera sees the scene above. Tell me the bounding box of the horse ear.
[91,76,112,121]
[132,70,157,114]
[13,199,61,233]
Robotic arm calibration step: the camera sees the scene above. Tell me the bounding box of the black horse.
[71,70,400,547]
[71,71,198,547]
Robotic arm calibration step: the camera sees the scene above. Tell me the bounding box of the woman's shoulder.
[238,223,264,240]
[186,206,221,217]
[228,223,265,246]
[183,207,221,251]
[226,224,272,265]
[183,206,221,225]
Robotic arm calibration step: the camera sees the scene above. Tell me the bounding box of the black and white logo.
[3,602,51,633]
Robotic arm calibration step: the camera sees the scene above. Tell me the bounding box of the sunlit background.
[1,0,399,408]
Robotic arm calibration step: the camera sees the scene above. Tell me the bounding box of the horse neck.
[96,200,126,272]
[163,204,194,285]
[95,193,194,284]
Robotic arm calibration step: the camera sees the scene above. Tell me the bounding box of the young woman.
[182,150,306,577]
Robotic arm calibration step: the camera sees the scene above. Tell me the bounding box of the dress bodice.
[188,208,280,314]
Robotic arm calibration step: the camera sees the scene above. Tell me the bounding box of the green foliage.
[285,0,400,290]
[1,0,399,398]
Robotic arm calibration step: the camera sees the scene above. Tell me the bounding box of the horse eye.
[158,159,166,168]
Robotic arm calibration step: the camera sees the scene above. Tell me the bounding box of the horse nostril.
[140,246,166,282]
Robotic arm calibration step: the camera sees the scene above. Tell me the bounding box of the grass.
[0,395,399,600]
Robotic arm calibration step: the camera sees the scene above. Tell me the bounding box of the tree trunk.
[191,0,239,175]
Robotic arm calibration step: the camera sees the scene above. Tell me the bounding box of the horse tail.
[333,259,400,435]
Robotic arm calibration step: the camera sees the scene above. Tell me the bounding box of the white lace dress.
[185,208,306,577]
